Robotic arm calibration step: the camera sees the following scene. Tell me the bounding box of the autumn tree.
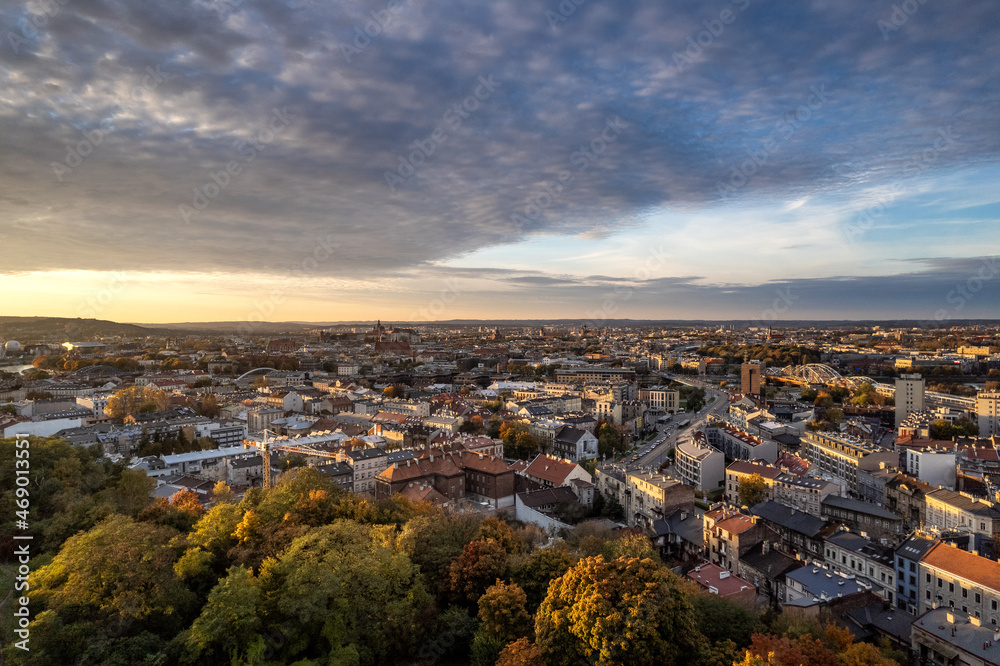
[738,473,770,508]
[24,515,194,662]
[511,546,574,612]
[449,537,511,604]
[478,580,533,643]
[105,386,170,420]
[497,638,546,666]
[535,555,703,666]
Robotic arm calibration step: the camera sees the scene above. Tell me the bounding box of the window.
[910,562,916,572]
[963,588,968,598]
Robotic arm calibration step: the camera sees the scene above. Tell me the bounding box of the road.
[625,374,730,472]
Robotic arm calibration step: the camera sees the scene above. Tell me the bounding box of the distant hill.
[0,317,163,343]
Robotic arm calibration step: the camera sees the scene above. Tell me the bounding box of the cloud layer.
[0,0,997,319]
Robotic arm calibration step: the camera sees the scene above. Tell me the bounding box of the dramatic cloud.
[0,0,996,319]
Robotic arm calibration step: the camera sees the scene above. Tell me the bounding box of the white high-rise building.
[978,391,1000,437]
[895,373,925,428]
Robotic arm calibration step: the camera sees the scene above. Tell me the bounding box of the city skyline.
[1,1,998,323]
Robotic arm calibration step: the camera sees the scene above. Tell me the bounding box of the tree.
[603,530,655,561]
[511,546,574,612]
[535,556,703,666]
[497,638,545,666]
[197,393,219,417]
[397,513,482,601]
[478,580,533,643]
[183,565,263,664]
[449,538,510,604]
[929,419,954,440]
[105,386,170,420]
[27,515,194,660]
[738,473,770,508]
[258,520,432,665]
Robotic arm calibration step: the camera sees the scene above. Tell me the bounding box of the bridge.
[773,364,884,391]
[235,367,279,383]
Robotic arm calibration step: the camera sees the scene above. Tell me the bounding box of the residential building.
[705,423,778,464]
[895,534,937,614]
[343,447,388,494]
[895,373,926,427]
[823,530,896,604]
[675,439,725,492]
[773,473,837,517]
[704,507,771,572]
[639,386,680,413]
[906,447,958,490]
[919,542,1000,626]
[801,430,895,496]
[979,391,1000,438]
[738,542,802,608]
[751,500,838,561]
[925,489,1000,538]
[821,496,904,539]
[725,460,782,505]
[627,470,695,529]
[686,563,756,608]
[911,608,1000,666]
[784,564,869,606]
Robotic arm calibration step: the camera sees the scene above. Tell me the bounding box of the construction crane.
[242,429,342,490]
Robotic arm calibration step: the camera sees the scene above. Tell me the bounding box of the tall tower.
[741,361,762,398]
[895,373,925,428]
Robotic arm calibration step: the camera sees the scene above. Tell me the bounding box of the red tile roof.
[922,542,1000,592]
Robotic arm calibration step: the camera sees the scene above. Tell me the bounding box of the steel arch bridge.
[778,364,879,390]
[235,367,278,383]
[780,363,843,385]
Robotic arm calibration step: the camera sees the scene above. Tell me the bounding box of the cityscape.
[2,0,1000,665]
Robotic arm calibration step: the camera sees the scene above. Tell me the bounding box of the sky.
[0,0,998,325]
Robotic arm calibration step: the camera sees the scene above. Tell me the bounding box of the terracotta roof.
[524,454,579,486]
[378,455,464,482]
[686,563,755,597]
[461,453,512,475]
[922,542,1000,592]
[715,513,758,535]
[727,460,782,480]
[398,482,448,505]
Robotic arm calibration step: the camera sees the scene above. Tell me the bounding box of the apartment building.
[801,431,896,496]
[925,489,1000,538]
[979,391,1000,437]
[724,460,782,505]
[773,473,837,517]
[920,542,1000,626]
[638,386,680,413]
[705,423,778,464]
[675,439,725,492]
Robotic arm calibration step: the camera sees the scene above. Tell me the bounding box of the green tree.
[738,473,770,508]
[397,513,483,601]
[511,546,575,612]
[182,565,263,664]
[535,555,703,666]
[258,520,432,665]
[25,515,194,661]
